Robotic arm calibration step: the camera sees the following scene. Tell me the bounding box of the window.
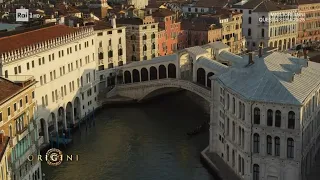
[38,58,41,65]
[253,164,259,180]
[261,28,265,37]
[253,133,260,153]
[14,67,17,74]
[288,111,295,129]
[249,10,252,14]
[4,70,8,78]
[0,112,2,122]
[32,91,35,99]
[227,145,229,161]
[225,94,229,109]
[232,98,235,114]
[7,107,10,116]
[248,28,251,36]
[287,138,294,158]
[254,108,260,124]
[267,135,272,155]
[248,17,252,24]
[25,96,28,104]
[19,99,22,108]
[27,62,30,70]
[275,137,280,156]
[275,110,281,127]
[14,103,17,111]
[267,109,273,126]
[32,60,34,68]
[52,91,55,102]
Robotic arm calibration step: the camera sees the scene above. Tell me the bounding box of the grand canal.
[42,92,214,180]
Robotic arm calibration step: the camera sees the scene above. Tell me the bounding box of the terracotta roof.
[0,77,23,103]
[117,18,144,25]
[181,20,220,31]
[0,136,10,162]
[195,0,229,8]
[0,25,79,54]
[152,9,175,17]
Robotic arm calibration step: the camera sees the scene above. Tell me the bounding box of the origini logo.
[28,148,79,166]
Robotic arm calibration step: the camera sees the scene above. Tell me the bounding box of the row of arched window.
[253,133,294,158]
[254,108,295,129]
[226,94,245,120]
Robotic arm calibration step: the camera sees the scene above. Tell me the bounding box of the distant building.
[297,0,320,43]
[180,20,222,48]
[127,0,149,9]
[210,49,319,180]
[88,0,112,18]
[117,16,159,62]
[0,75,40,180]
[181,0,229,17]
[232,0,298,51]
[199,9,244,54]
[152,9,181,56]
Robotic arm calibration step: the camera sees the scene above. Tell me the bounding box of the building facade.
[232,0,298,51]
[94,18,127,70]
[118,16,159,62]
[0,25,99,147]
[297,1,320,43]
[152,9,181,56]
[210,49,319,180]
[0,76,40,180]
[0,134,10,180]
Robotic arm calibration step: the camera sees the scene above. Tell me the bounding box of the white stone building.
[0,25,99,145]
[232,0,298,51]
[127,0,148,9]
[94,17,127,70]
[210,49,320,180]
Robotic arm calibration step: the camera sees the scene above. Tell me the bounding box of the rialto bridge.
[97,42,243,103]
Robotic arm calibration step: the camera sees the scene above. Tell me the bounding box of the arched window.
[227,94,230,110]
[287,138,294,158]
[275,137,280,156]
[232,98,235,114]
[261,28,265,37]
[143,34,147,40]
[275,110,281,127]
[288,111,295,129]
[253,164,259,180]
[253,133,260,153]
[143,45,147,51]
[242,103,245,120]
[267,109,273,126]
[267,135,272,155]
[248,17,252,24]
[254,108,260,124]
[248,28,251,36]
[239,101,242,118]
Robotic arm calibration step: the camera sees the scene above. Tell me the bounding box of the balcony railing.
[13,144,36,170]
[17,127,28,141]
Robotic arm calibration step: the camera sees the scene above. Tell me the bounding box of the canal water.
[42,92,214,180]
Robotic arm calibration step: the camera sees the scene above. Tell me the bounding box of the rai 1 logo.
[16,8,42,22]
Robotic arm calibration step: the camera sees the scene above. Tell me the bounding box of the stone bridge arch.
[116,79,211,102]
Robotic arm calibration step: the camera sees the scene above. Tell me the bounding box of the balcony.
[118,44,122,49]
[108,57,113,63]
[98,47,103,53]
[17,127,28,141]
[13,144,36,170]
[151,38,155,43]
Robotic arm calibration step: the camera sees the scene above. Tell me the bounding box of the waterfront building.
[0,25,98,147]
[152,9,181,56]
[210,48,319,180]
[0,134,10,180]
[117,16,158,62]
[297,0,320,43]
[232,0,298,51]
[199,9,244,54]
[94,18,127,70]
[0,76,40,180]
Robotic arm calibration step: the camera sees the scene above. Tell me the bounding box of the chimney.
[111,15,117,29]
[0,133,3,144]
[258,46,262,58]
[249,52,254,64]
[303,48,308,59]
